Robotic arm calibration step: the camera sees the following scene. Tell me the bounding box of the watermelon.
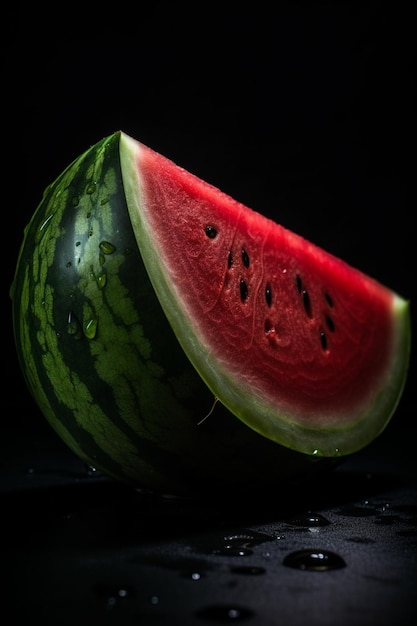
[11,131,410,496]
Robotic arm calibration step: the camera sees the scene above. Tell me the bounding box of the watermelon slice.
[120,132,410,458]
[11,131,411,495]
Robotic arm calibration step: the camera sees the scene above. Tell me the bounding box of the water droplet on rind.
[96,272,107,289]
[35,213,54,243]
[84,318,98,339]
[86,182,97,194]
[99,240,116,254]
[66,311,83,339]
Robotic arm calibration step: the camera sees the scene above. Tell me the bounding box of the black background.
[2,3,416,625]
[4,2,414,436]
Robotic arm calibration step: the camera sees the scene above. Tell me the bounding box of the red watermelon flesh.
[120,132,410,458]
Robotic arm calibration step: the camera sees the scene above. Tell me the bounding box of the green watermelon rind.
[120,131,411,458]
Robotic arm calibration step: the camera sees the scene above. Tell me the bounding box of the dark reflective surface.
[4,3,415,625]
[2,415,417,626]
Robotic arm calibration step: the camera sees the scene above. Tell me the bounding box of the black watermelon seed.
[241,248,250,268]
[228,251,233,268]
[326,315,335,332]
[320,331,328,350]
[240,279,248,302]
[325,292,333,307]
[264,319,274,334]
[296,275,302,293]
[265,284,272,307]
[205,225,218,239]
[302,289,312,317]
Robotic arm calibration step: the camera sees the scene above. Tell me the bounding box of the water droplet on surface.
[85,464,98,477]
[283,549,346,571]
[214,531,274,557]
[196,605,254,621]
[285,512,331,527]
[181,571,203,581]
[92,583,134,603]
[217,546,253,557]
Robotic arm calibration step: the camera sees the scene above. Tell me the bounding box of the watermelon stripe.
[12,133,230,493]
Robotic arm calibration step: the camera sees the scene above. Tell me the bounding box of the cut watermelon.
[11,131,410,496]
[120,132,410,458]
